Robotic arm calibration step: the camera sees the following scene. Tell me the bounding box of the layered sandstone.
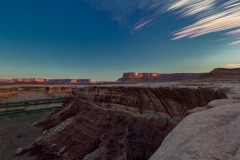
[74,86,227,119]
[118,72,204,83]
[24,86,226,160]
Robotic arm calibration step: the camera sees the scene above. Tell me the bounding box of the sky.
[0,0,240,81]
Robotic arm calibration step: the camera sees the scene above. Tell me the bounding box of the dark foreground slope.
[31,98,174,160]
[25,87,227,160]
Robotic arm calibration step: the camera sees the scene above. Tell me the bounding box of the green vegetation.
[0,98,64,121]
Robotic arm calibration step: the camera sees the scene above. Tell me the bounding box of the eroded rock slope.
[26,87,227,160]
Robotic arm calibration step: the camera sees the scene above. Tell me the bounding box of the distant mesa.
[0,78,95,84]
[201,68,240,78]
[12,78,46,83]
[118,72,204,83]
[46,79,93,84]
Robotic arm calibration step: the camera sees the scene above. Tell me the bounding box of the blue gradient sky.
[0,0,240,80]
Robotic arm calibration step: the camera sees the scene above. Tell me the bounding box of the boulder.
[186,107,207,114]
[206,99,240,108]
[16,148,23,155]
[187,99,240,115]
[150,101,240,160]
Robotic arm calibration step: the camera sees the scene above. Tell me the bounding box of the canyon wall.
[74,86,227,119]
[25,86,227,160]
[118,72,204,83]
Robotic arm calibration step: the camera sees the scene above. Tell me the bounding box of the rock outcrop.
[201,68,240,78]
[150,99,240,160]
[24,86,226,160]
[118,72,204,83]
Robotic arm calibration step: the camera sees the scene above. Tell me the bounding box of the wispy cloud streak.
[85,0,240,45]
[167,0,216,17]
[169,0,240,45]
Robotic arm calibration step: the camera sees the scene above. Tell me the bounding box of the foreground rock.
[187,99,240,114]
[16,148,23,155]
[150,100,240,160]
[24,87,226,160]
[29,97,175,160]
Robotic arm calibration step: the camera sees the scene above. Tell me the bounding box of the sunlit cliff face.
[123,72,137,78]
[24,79,32,83]
[137,73,144,78]
[137,73,160,78]
[35,79,45,83]
[123,72,160,79]
[70,79,78,84]
[17,78,23,82]
[150,73,160,77]
[12,78,46,83]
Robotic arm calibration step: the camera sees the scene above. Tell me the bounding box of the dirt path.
[0,112,49,160]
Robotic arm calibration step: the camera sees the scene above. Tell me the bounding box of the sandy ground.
[0,112,50,160]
